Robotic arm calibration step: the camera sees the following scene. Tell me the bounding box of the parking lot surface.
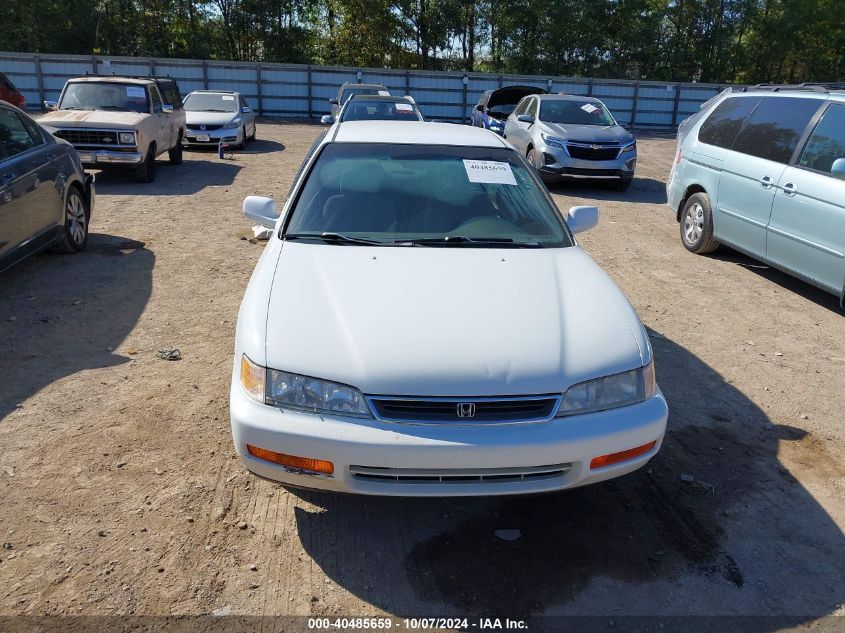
[0,123,843,624]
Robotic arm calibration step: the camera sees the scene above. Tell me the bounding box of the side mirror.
[161,104,174,114]
[517,114,535,124]
[44,100,58,111]
[241,106,252,113]
[320,114,334,125]
[243,195,279,229]
[831,158,845,181]
[566,205,599,234]
[329,98,339,105]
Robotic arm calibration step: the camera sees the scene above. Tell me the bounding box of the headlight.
[620,141,636,153]
[223,118,242,130]
[119,132,136,145]
[557,361,656,417]
[488,120,504,129]
[240,355,371,417]
[268,367,370,417]
[540,133,567,150]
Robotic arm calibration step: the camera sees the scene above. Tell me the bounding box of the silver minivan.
[667,85,845,305]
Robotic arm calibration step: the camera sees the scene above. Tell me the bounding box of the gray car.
[0,101,94,272]
[183,90,256,149]
[329,82,390,118]
[504,94,637,190]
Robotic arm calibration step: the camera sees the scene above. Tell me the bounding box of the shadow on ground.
[710,248,843,313]
[289,330,844,623]
[547,177,668,204]
[92,157,242,195]
[0,234,153,420]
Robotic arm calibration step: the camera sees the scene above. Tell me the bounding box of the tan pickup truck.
[39,76,186,183]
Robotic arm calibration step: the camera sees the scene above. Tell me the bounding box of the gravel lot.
[0,122,843,626]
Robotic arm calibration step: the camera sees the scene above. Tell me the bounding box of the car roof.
[340,82,387,90]
[347,95,413,103]
[188,90,237,95]
[67,76,155,86]
[332,121,507,148]
[536,94,602,103]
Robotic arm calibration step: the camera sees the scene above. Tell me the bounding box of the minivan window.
[798,103,845,175]
[698,96,760,149]
[285,143,571,248]
[732,97,822,163]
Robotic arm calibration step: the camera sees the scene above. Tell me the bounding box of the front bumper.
[537,143,636,183]
[184,126,241,146]
[76,149,143,166]
[230,383,668,497]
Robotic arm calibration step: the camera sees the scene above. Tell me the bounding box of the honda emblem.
[456,402,476,418]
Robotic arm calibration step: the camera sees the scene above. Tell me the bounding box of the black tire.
[615,178,632,191]
[136,145,156,183]
[236,126,246,150]
[248,123,256,141]
[168,134,183,164]
[680,192,720,254]
[51,186,89,254]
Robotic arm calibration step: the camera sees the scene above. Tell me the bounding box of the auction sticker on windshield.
[581,103,599,114]
[395,103,413,112]
[463,160,517,186]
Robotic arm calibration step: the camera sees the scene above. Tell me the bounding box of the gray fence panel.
[0,51,733,127]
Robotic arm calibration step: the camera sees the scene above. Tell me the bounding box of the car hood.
[539,122,632,143]
[488,85,548,109]
[185,111,240,126]
[38,110,147,129]
[263,242,647,396]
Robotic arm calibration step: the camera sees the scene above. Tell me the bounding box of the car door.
[714,96,823,258]
[0,106,50,262]
[766,102,845,294]
[506,97,532,152]
[16,112,64,236]
[239,95,255,136]
[148,85,170,153]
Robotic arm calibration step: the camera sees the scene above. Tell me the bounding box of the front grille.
[187,124,222,131]
[368,396,560,424]
[54,129,121,147]
[566,143,621,161]
[350,463,572,485]
[565,167,620,176]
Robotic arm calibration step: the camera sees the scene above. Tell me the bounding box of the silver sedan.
[182,90,257,150]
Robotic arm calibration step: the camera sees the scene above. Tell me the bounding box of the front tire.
[615,178,632,191]
[136,145,156,183]
[680,192,719,254]
[168,134,183,164]
[248,123,256,142]
[51,187,89,254]
[236,126,246,150]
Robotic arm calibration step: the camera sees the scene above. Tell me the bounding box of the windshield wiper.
[198,108,231,112]
[283,232,384,246]
[394,236,542,248]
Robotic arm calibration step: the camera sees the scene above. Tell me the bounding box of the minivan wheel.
[680,192,719,254]
[51,187,89,254]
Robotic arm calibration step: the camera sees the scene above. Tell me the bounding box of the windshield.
[340,87,387,102]
[184,93,238,113]
[540,100,615,126]
[59,83,149,113]
[284,143,571,248]
[341,101,420,122]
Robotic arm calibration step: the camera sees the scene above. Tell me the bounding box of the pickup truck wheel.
[51,187,89,254]
[680,192,719,254]
[168,135,183,165]
[136,145,156,183]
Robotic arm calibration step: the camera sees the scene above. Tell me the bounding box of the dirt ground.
[0,122,843,628]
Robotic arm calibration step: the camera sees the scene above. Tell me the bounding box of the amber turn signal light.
[590,441,656,470]
[246,444,334,475]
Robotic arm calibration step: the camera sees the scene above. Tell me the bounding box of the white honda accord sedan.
[230,121,667,496]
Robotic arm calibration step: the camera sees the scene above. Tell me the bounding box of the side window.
[731,97,822,163]
[0,108,38,161]
[17,114,44,146]
[527,98,539,118]
[239,96,248,111]
[798,103,845,175]
[514,98,529,116]
[149,87,162,113]
[698,96,760,149]
[161,82,182,109]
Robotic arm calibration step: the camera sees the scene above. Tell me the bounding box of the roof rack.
[742,82,845,93]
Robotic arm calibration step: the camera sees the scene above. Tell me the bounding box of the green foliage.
[1,0,842,82]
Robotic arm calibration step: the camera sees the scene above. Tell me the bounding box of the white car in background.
[182,90,256,149]
[230,121,667,496]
